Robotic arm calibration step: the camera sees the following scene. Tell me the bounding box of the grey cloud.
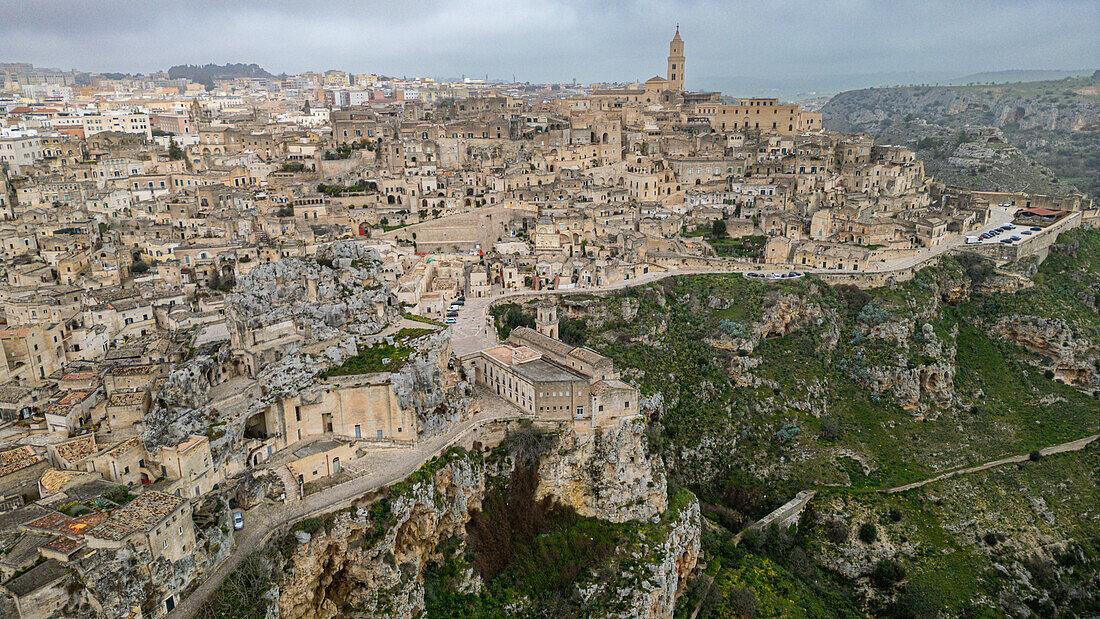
[0,0,1096,92]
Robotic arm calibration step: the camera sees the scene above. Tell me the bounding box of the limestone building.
[466,320,638,426]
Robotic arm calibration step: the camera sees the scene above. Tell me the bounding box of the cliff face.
[577,495,701,619]
[537,417,668,523]
[277,426,700,619]
[992,315,1099,386]
[279,454,489,619]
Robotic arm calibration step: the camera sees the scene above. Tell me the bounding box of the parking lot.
[969,222,1045,246]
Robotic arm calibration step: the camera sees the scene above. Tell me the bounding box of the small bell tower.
[536,300,559,340]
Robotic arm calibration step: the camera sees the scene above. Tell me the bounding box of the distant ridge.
[947,69,1092,85]
[166,63,272,85]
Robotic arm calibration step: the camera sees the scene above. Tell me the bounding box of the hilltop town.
[0,29,1096,619]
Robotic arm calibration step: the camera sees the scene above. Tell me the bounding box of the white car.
[444,317,457,324]
[233,512,244,530]
[447,304,461,312]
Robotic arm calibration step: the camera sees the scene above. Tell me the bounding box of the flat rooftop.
[293,439,342,458]
[512,357,587,384]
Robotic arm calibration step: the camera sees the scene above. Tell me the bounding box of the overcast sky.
[2,0,1097,92]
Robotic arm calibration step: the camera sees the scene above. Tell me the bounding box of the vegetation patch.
[320,343,412,377]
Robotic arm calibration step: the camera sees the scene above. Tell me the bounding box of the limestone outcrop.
[992,315,1098,386]
[577,495,701,619]
[279,454,488,619]
[537,417,668,523]
[277,434,700,619]
[228,241,397,341]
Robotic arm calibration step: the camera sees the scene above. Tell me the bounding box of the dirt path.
[882,434,1099,494]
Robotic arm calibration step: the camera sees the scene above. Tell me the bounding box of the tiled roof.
[107,364,157,376]
[0,446,43,477]
[54,435,96,464]
[38,468,91,495]
[107,391,147,406]
[41,535,83,555]
[86,491,185,541]
[101,436,142,458]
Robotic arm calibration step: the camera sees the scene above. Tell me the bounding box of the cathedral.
[591,27,720,107]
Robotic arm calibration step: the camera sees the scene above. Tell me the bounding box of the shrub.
[820,416,841,441]
[1029,450,1042,462]
[1044,369,1055,379]
[826,521,849,543]
[728,586,759,618]
[888,508,902,523]
[871,558,906,589]
[857,301,890,326]
[983,531,999,546]
[718,319,747,338]
[886,583,937,618]
[859,522,878,544]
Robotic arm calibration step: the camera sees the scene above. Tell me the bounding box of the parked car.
[447,304,461,312]
[444,317,457,324]
[1030,227,1042,232]
[233,512,244,530]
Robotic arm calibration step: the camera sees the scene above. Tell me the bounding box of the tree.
[871,559,906,589]
[302,100,311,115]
[820,416,841,441]
[168,138,184,161]
[711,219,727,237]
[859,522,878,543]
[130,260,149,274]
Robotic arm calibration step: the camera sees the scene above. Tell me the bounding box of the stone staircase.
[274,464,301,503]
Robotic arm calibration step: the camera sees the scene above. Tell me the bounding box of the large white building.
[80,112,152,138]
[0,127,44,172]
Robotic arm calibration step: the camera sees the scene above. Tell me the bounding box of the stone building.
[465,322,638,426]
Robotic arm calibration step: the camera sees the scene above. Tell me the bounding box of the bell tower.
[536,300,559,340]
[667,26,684,92]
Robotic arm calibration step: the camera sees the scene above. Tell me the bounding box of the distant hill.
[821,73,1100,198]
[167,63,272,84]
[948,69,1092,85]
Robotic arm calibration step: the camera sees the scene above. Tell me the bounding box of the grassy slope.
[562,228,1100,616]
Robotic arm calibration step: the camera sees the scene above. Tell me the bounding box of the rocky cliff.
[279,452,489,618]
[272,425,700,619]
[537,417,668,523]
[992,315,1099,386]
